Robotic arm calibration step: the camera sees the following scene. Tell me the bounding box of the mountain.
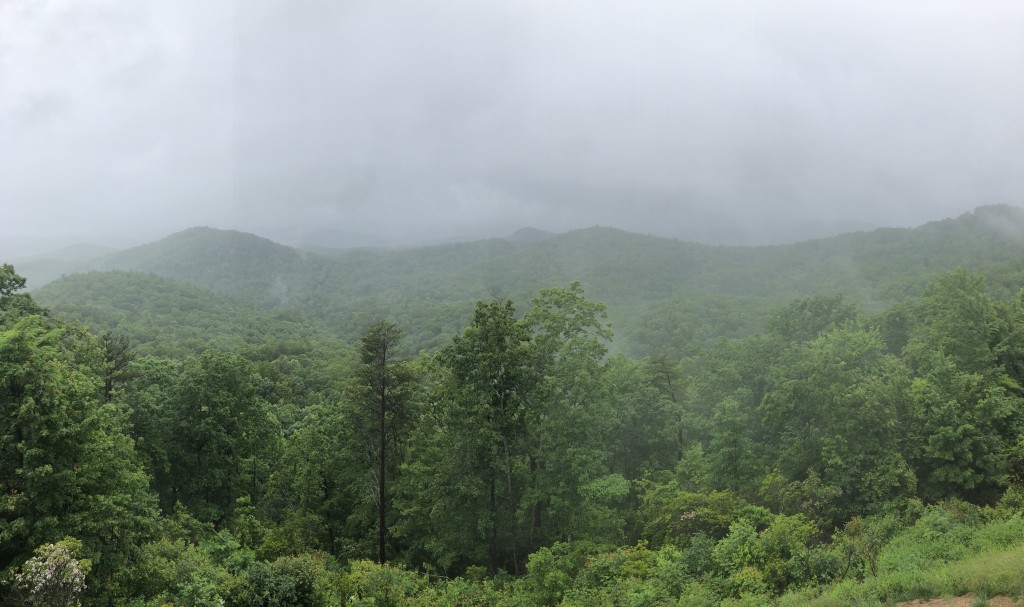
[92,227,308,302]
[504,227,555,242]
[23,205,1024,355]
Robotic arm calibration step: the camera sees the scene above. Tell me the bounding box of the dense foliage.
[7,209,1024,605]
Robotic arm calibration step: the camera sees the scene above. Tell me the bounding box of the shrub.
[12,538,92,607]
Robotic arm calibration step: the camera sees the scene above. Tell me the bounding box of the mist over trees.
[6,212,1024,605]
[5,0,1023,602]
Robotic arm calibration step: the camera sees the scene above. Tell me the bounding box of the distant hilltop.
[504,227,554,242]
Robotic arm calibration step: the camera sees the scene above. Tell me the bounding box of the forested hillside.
[5,207,1024,605]
[32,271,327,359]
[27,205,1024,357]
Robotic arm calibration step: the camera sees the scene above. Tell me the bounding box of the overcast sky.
[2,0,1023,252]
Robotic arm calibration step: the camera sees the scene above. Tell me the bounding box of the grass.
[777,543,1024,607]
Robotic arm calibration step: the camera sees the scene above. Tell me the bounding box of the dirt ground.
[895,595,1020,607]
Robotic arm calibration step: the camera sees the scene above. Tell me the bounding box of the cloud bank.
[2,0,1022,248]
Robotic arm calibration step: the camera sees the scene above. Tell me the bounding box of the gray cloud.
[2,0,1023,251]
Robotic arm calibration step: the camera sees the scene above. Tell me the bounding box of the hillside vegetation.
[29,204,1024,356]
[5,206,1024,605]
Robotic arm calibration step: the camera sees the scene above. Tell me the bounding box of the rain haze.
[2,0,1023,256]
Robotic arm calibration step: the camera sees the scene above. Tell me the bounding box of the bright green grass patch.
[778,543,1024,607]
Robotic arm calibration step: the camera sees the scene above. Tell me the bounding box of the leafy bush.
[340,560,427,607]
[11,538,91,607]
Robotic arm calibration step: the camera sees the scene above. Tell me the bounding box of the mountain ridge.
[25,204,1024,354]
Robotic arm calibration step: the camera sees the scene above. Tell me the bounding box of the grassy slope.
[780,544,1024,607]
[780,510,1024,607]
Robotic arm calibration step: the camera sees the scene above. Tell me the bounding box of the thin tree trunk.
[529,455,541,547]
[489,476,497,573]
[503,437,520,574]
[378,354,387,564]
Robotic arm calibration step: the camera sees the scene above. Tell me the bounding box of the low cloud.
[2,0,1022,248]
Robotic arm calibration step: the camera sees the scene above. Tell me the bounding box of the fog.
[2,0,1023,254]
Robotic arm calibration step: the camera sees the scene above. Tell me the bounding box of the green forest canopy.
[6,208,1024,605]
